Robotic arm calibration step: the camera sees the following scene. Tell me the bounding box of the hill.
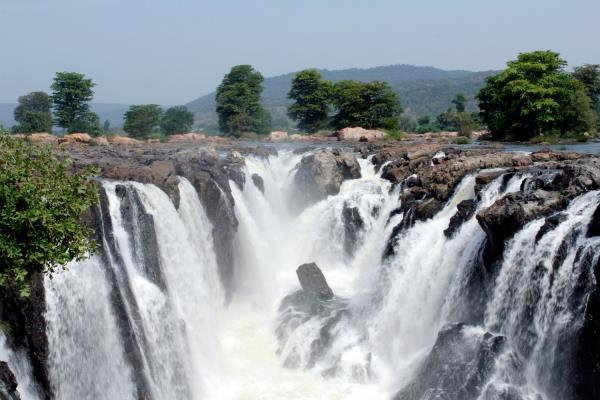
[186,64,499,131]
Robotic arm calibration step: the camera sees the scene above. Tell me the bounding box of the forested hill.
[186,65,499,131]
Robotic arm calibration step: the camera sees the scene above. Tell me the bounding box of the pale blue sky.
[1,0,599,104]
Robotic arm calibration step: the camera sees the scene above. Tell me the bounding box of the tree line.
[8,72,195,138]
[215,65,402,136]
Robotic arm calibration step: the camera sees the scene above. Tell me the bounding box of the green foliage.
[287,69,332,133]
[216,65,272,136]
[436,108,459,131]
[417,115,431,126]
[573,64,600,111]
[70,111,102,136]
[161,106,194,135]
[51,72,96,133]
[478,50,597,140]
[0,136,99,296]
[383,129,403,141]
[331,80,401,130]
[453,136,471,145]
[399,114,417,132]
[103,120,111,133]
[452,93,467,113]
[123,104,163,139]
[457,112,474,137]
[13,92,53,133]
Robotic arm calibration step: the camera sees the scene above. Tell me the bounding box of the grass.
[453,136,471,145]
[383,129,404,141]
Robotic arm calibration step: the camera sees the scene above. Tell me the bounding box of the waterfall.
[0,333,40,400]
[44,178,224,400]
[34,148,599,400]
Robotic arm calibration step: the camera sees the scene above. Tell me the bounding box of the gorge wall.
[0,140,599,400]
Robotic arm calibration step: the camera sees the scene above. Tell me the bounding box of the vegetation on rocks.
[123,104,163,139]
[0,136,99,296]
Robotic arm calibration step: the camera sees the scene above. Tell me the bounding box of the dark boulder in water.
[535,212,568,242]
[444,199,477,238]
[342,204,364,257]
[296,263,334,301]
[394,323,518,400]
[251,173,265,194]
[588,203,600,237]
[0,362,21,400]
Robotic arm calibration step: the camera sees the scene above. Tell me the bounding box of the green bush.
[0,136,99,296]
[453,136,471,145]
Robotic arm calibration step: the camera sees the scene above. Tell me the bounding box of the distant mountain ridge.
[186,64,499,131]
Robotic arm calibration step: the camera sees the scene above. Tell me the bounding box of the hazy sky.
[1,0,599,104]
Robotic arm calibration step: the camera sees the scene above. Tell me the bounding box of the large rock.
[296,263,334,301]
[26,133,56,143]
[269,131,288,141]
[168,133,206,143]
[0,362,21,400]
[108,135,143,146]
[292,149,360,211]
[444,199,477,238]
[393,323,522,400]
[477,190,567,265]
[58,133,92,145]
[337,127,385,142]
[342,204,365,257]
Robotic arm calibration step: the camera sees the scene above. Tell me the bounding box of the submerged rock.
[0,362,21,400]
[292,149,360,211]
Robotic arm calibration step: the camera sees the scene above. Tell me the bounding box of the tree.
[0,136,99,296]
[573,64,600,112]
[457,112,475,137]
[417,115,431,126]
[287,69,332,133]
[452,93,467,113]
[215,65,271,136]
[399,114,417,132]
[51,72,96,133]
[123,105,163,139]
[478,50,597,140]
[331,80,401,130]
[436,108,459,131]
[160,106,194,135]
[103,120,111,133]
[13,92,53,133]
[70,112,102,136]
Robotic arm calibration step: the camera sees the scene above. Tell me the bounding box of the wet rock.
[116,185,166,290]
[0,361,21,400]
[444,199,477,238]
[0,275,49,399]
[251,173,264,194]
[588,203,600,237]
[394,323,514,400]
[535,212,568,242]
[520,169,565,194]
[296,263,334,301]
[475,170,506,195]
[342,205,364,257]
[477,190,567,265]
[292,149,360,211]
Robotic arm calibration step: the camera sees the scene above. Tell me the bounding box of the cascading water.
[10,147,594,400]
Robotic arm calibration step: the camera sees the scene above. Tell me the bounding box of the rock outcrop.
[292,149,360,211]
[337,127,385,142]
[342,204,364,257]
[444,199,477,238]
[394,323,523,400]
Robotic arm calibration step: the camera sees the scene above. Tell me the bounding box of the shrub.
[0,136,99,296]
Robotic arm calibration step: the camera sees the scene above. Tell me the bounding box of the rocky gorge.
[0,137,599,400]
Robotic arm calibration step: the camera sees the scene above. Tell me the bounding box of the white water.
[0,333,40,399]
[19,149,597,400]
